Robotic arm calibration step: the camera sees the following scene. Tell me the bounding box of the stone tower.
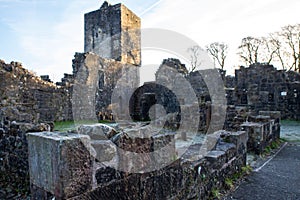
[84,1,141,66]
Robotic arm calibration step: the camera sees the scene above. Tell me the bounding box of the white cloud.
[3,0,300,82]
[3,0,101,82]
[142,0,300,75]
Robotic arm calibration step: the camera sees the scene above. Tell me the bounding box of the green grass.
[225,178,234,190]
[270,140,280,149]
[54,121,97,131]
[54,120,111,131]
[241,165,253,175]
[54,121,76,131]
[230,165,253,183]
[263,139,283,155]
[211,188,221,200]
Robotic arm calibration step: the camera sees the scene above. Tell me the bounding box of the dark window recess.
[241,94,248,104]
[268,93,274,102]
[98,71,104,89]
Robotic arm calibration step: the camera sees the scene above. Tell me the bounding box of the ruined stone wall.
[224,106,249,131]
[72,52,139,121]
[234,63,300,120]
[241,111,281,154]
[129,82,181,123]
[27,125,248,200]
[0,67,72,198]
[131,59,230,132]
[120,4,141,66]
[0,110,51,198]
[0,60,73,123]
[84,2,121,61]
[128,59,209,131]
[84,2,141,66]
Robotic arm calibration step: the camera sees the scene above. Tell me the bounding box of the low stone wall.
[240,111,280,154]
[0,108,279,199]
[72,131,247,200]
[27,126,248,200]
[0,115,51,198]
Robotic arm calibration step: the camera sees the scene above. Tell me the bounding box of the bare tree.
[260,36,281,64]
[237,36,263,66]
[206,42,228,70]
[268,32,288,70]
[277,24,300,72]
[236,24,300,72]
[187,45,203,72]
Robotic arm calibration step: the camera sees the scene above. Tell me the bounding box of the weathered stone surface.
[234,63,300,120]
[110,127,177,173]
[0,130,30,198]
[11,122,51,133]
[0,119,52,199]
[216,141,236,161]
[91,140,117,162]
[241,117,280,154]
[27,132,94,199]
[71,130,248,200]
[248,115,271,123]
[225,131,248,157]
[205,131,222,151]
[152,132,176,167]
[205,150,226,169]
[0,60,73,123]
[77,124,119,162]
[95,165,125,185]
[78,124,117,140]
[72,52,139,121]
[30,184,54,200]
[84,2,141,66]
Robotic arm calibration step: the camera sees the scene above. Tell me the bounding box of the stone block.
[205,150,226,169]
[95,165,124,185]
[241,122,265,154]
[226,131,248,155]
[152,133,176,167]
[91,140,117,162]
[27,132,94,199]
[78,124,117,140]
[205,132,221,151]
[215,142,236,160]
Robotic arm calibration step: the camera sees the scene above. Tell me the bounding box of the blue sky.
[1,0,300,82]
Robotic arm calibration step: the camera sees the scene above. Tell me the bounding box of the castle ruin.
[0,1,299,199]
[84,1,141,66]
